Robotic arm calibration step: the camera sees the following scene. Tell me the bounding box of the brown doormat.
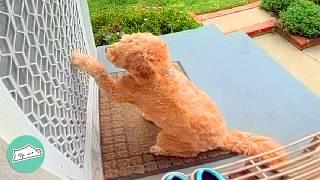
[100,63,235,180]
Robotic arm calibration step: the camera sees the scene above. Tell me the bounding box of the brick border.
[224,20,320,50]
[226,20,274,37]
[274,23,320,50]
[195,1,261,21]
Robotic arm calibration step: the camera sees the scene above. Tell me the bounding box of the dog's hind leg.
[150,131,199,157]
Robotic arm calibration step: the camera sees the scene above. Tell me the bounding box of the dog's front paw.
[150,145,166,155]
[71,50,87,68]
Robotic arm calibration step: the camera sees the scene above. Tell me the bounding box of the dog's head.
[106,33,169,80]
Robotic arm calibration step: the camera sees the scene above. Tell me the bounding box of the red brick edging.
[226,20,320,50]
[226,20,274,37]
[274,23,320,50]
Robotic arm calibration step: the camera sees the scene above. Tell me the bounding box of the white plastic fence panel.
[0,0,102,179]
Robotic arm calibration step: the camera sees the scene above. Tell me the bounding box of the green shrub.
[91,6,200,46]
[261,0,294,14]
[313,0,320,4]
[280,0,320,37]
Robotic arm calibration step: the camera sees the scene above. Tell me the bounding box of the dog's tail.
[223,130,287,165]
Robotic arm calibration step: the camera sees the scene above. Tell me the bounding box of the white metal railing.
[213,132,320,179]
[0,0,102,179]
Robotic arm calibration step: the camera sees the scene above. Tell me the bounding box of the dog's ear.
[106,46,118,61]
[131,51,156,80]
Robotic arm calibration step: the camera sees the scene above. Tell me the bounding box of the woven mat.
[100,63,235,180]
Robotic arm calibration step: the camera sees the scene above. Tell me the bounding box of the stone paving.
[254,33,320,97]
[203,7,274,33]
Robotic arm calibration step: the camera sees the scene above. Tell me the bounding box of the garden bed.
[260,0,320,49]
[274,22,320,50]
[88,0,259,46]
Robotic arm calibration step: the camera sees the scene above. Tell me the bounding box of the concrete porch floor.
[253,33,320,97]
[203,7,274,33]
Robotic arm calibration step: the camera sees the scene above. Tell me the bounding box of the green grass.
[88,0,258,45]
[89,0,257,15]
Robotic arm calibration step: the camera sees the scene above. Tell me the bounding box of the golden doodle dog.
[72,33,287,165]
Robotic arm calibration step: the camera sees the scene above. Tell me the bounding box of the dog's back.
[122,65,228,152]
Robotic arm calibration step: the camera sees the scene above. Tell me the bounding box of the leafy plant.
[91,5,200,46]
[280,0,320,37]
[261,0,294,14]
[313,0,320,4]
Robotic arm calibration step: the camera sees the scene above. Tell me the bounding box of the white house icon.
[12,144,42,163]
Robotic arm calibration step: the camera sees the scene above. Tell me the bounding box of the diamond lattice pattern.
[0,0,90,168]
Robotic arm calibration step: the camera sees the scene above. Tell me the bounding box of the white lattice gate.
[0,0,103,179]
